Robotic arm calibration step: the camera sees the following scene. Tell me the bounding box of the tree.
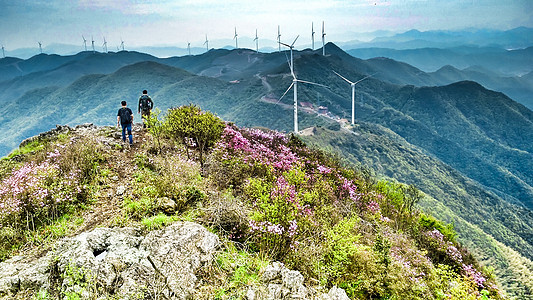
[146,108,164,154]
[164,105,225,171]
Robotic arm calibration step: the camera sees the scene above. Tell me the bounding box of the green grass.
[211,242,269,298]
[141,213,179,231]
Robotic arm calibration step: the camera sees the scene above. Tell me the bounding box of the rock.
[158,197,177,214]
[261,261,284,282]
[137,222,220,299]
[0,222,219,299]
[325,286,350,300]
[116,185,127,196]
[75,123,94,129]
[247,261,348,300]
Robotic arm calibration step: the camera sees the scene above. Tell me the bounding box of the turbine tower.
[187,42,191,55]
[277,25,281,52]
[82,35,87,51]
[38,41,42,54]
[1,45,5,58]
[91,36,95,53]
[311,22,315,50]
[253,29,259,53]
[204,34,209,52]
[322,21,326,56]
[233,27,238,49]
[120,38,124,51]
[279,36,328,133]
[333,70,375,124]
[102,37,108,53]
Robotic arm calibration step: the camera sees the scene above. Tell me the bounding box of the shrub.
[164,104,225,170]
[146,108,165,154]
[202,191,250,243]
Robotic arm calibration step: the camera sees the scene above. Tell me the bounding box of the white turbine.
[322,21,326,56]
[253,29,259,53]
[277,25,281,52]
[38,41,42,54]
[82,35,87,51]
[120,38,124,51]
[311,22,315,50]
[102,37,108,53]
[333,70,375,124]
[1,45,5,58]
[279,36,328,133]
[204,34,209,52]
[233,27,238,49]
[91,36,95,53]
[187,42,191,55]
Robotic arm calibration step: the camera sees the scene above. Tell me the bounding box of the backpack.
[140,95,152,111]
[119,108,132,124]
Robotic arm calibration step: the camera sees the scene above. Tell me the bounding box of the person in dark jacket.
[138,90,153,128]
[117,100,134,145]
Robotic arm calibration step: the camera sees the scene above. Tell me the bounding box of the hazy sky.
[1,0,532,51]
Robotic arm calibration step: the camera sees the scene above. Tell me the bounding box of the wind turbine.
[277,25,281,52]
[82,35,87,51]
[102,37,108,53]
[187,42,191,55]
[333,70,375,124]
[38,41,42,54]
[1,45,5,58]
[322,21,326,56]
[311,22,315,50]
[279,35,299,73]
[91,36,95,53]
[120,38,124,51]
[253,29,259,53]
[204,34,209,52]
[279,36,328,133]
[233,27,238,49]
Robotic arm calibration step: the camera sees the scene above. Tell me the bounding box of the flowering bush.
[186,121,503,299]
[208,125,372,257]
[0,135,105,260]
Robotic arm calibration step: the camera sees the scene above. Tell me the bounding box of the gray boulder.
[248,261,348,300]
[0,222,219,299]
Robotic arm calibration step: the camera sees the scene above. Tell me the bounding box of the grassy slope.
[300,125,533,297]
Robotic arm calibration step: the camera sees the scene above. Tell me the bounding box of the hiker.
[117,100,134,145]
[138,90,154,128]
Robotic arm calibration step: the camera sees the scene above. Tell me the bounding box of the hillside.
[346,46,533,110]
[300,124,533,297]
[0,110,510,299]
[1,46,532,297]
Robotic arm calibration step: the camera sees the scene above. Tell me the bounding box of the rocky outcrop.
[247,261,350,300]
[0,222,349,299]
[0,222,220,299]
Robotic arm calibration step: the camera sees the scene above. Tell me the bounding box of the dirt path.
[72,124,148,234]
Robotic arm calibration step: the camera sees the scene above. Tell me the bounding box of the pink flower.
[367,201,380,214]
[317,165,332,174]
[462,264,486,287]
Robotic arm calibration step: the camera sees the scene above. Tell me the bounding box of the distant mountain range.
[4,27,533,59]
[340,27,533,50]
[1,43,532,297]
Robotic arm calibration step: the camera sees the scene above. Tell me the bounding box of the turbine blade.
[333,70,354,84]
[278,82,294,103]
[297,79,329,88]
[291,35,299,47]
[279,41,291,48]
[353,73,377,85]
